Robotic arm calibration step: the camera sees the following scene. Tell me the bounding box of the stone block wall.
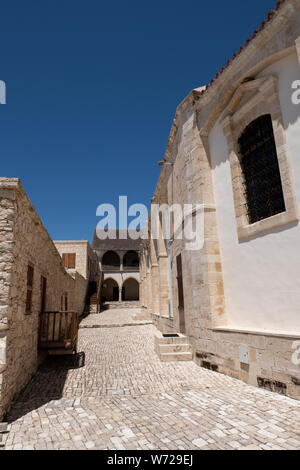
[0,178,83,420]
[194,329,300,400]
[54,241,101,315]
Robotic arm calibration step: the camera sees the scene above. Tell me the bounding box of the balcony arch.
[123,251,139,269]
[102,251,120,270]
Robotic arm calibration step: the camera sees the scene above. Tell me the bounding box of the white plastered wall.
[209,52,300,334]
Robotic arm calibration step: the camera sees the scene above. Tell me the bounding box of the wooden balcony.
[38,311,78,354]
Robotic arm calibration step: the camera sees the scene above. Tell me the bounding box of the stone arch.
[198,47,295,137]
[102,278,119,302]
[123,251,139,268]
[102,251,120,269]
[122,278,140,301]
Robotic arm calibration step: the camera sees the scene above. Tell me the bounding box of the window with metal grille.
[238,114,286,225]
[26,265,34,314]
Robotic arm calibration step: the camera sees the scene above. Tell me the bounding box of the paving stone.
[2,308,300,450]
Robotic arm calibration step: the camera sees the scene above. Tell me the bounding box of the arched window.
[102,251,120,269]
[123,251,139,268]
[238,114,286,224]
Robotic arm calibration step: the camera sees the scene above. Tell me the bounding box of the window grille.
[238,114,286,224]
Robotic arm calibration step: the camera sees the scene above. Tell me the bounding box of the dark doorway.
[102,278,119,302]
[122,278,139,301]
[176,254,185,334]
[113,287,119,301]
[40,276,47,313]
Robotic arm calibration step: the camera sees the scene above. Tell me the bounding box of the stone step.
[156,334,188,345]
[159,343,191,353]
[160,351,193,362]
[0,423,8,433]
[102,302,141,310]
[154,330,192,362]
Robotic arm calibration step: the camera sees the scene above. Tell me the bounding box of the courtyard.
[2,308,300,451]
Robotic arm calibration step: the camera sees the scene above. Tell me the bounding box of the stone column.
[120,252,124,272]
[149,237,160,315]
[192,133,227,336]
[158,254,170,317]
[157,204,171,317]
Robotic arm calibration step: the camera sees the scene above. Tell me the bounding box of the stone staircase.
[84,303,101,314]
[154,331,193,362]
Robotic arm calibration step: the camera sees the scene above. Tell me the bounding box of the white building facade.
[140,0,300,399]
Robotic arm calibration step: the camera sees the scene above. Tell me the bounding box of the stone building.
[0,179,100,420]
[92,229,140,305]
[140,0,300,400]
[54,241,101,313]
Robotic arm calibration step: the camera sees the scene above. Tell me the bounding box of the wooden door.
[40,276,47,313]
[176,254,186,334]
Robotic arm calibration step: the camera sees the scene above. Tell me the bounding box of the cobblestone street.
[2,308,300,450]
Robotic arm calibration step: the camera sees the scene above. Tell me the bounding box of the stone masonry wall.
[54,241,100,315]
[54,241,99,282]
[0,179,78,420]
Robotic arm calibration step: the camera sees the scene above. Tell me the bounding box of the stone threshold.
[80,321,153,329]
[212,326,300,340]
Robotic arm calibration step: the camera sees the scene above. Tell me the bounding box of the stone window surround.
[221,75,298,240]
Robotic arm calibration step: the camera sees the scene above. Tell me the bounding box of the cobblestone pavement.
[2,309,300,450]
[80,308,151,328]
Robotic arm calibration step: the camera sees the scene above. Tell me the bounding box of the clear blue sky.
[0,0,278,242]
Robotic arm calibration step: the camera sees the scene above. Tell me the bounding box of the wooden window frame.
[26,264,34,314]
[62,253,76,269]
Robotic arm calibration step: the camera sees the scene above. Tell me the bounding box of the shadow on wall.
[4,352,85,423]
[239,220,299,243]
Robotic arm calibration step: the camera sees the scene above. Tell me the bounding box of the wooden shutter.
[62,253,76,269]
[62,254,67,268]
[68,253,76,269]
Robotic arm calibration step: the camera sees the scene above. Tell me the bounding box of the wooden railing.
[38,311,78,353]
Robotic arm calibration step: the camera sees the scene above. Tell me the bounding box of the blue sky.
[0,0,278,241]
